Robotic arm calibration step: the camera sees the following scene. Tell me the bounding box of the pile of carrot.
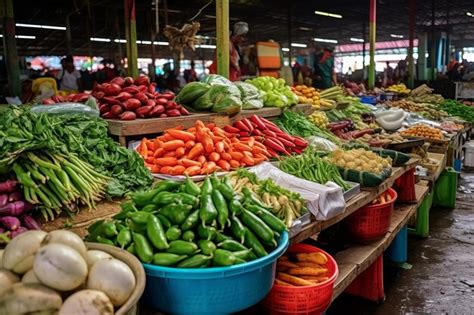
[371,190,392,205]
[137,120,271,176]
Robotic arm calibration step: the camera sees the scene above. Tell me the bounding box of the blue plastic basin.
[142,232,289,315]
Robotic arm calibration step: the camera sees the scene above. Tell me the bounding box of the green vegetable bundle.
[438,100,474,123]
[278,148,351,191]
[86,175,287,267]
[0,106,152,197]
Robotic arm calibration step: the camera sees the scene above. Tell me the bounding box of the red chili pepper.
[249,115,267,130]
[239,131,250,137]
[264,138,285,153]
[251,129,263,136]
[266,147,278,158]
[241,118,254,132]
[233,121,250,132]
[292,147,304,154]
[278,137,296,148]
[262,129,277,138]
[292,136,308,147]
[224,125,240,133]
[264,123,282,133]
[275,131,294,142]
[260,117,278,127]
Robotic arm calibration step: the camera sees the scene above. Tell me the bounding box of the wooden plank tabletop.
[418,152,447,182]
[331,184,429,300]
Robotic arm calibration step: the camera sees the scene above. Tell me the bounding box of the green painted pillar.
[0,0,20,97]
[407,0,415,88]
[368,0,376,89]
[216,0,229,78]
[124,0,138,77]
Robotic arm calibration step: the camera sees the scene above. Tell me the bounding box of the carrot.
[154,157,178,166]
[180,158,202,167]
[230,137,239,143]
[184,165,201,176]
[160,166,173,174]
[162,140,185,151]
[202,134,215,154]
[242,151,253,158]
[229,159,240,168]
[188,127,196,133]
[252,146,270,157]
[220,152,232,161]
[212,126,225,134]
[188,143,204,160]
[197,155,207,164]
[247,137,255,147]
[167,130,196,142]
[185,140,196,149]
[212,135,224,143]
[201,161,217,174]
[164,151,176,157]
[175,147,186,158]
[230,151,244,161]
[155,135,167,141]
[171,165,186,175]
[233,143,252,152]
[208,152,220,162]
[253,157,266,164]
[151,165,161,173]
[254,141,267,149]
[146,140,156,151]
[165,125,184,131]
[145,156,155,164]
[217,160,231,171]
[215,141,225,153]
[147,150,155,157]
[241,155,255,166]
[153,148,165,158]
[207,123,216,129]
[196,120,205,128]
[162,133,175,142]
[140,140,148,157]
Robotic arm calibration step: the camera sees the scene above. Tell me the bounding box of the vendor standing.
[313,46,337,89]
[56,55,83,92]
[210,22,248,81]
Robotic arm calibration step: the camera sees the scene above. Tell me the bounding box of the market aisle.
[328,177,474,314]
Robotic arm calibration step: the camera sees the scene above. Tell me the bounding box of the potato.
[22,269,41,284]
[0,269,20,297]
[2,231,47,274]
[85,250,112,269]
[0,283,62,314]
[42,230,87,259]
[59,289,114,315]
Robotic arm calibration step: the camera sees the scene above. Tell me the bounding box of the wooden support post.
[407,0,415,88]
[362,21,366,80]
[430,0,436,81]
[216,0,229,78]
[287,3,292,64]
[368,0,376,89]
[0,0,20,97]
[124,0,138,77]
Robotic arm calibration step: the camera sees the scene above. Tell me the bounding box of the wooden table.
[418,152,447,183]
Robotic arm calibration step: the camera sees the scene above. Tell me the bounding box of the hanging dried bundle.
[163,21,202,53]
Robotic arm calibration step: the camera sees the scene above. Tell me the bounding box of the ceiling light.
[299,27,312,31]
[90,37,111,42]
[196,44,216,49]
[282,48,290,52]
[153,41,169,46]
[16,23,66,31]
[313,37,338,44]
[467,12,473,17]
[0,34,36,39]
[350,37,364,42]
[390,34,404,38]
[314,10,342,19]
[114,39,127,43]
[291,43,307,48]
[140,40,152,44]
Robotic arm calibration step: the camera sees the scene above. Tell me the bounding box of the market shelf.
[331,184,429,301]
[291,158,420,244]
[418,152,447,183]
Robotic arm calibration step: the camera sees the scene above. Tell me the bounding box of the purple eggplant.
[8,191,22,202]
[0,194,7,207]
[0,201,33,216]
[8,226,28,238]
[0,227,4,233]
[21,215,41,230]
[0,180,18,193]
[0,216,21,231]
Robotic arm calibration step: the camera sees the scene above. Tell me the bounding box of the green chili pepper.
[181,230,195,242]
[156,214,171,228]
[128,211,151,225]
[114,202,138,220]
[244,228,268,258]
[246,204,287,233]
[176,192,199,207]
[126,219,147,233]
[231,249,254,261]
[116,223,127,232]
[165,226,181,241]
[212,249,240,266]
[215,232,232,243]
[198,240,217,256]
[212,189,229,230]
[200,177,213,196]
[152,191,179,206]
[153,253,188,266]
[166,240,199,255]
[126,243,136,255]
[177,254,213,268]
[130,188,160,207]
[197,224,216,241]
[217,239,248,252]
[261,238,278,249]
[153,179,181,192]
[239,209,274,243]
[160,203,193,225]
[141,204,158,212]
[199,194,218,226]
[210,173,220,188]
[102,222,118,238]
[117,228,132,248]
[184,177,201,196]
[147,214,169,250]
[216,183,234,202]
[96,235,115,246]
[132,233,153,263]
[87,219,105,235]
[180,210,199,231]
[229,198,245,216]
[230,215,246,244]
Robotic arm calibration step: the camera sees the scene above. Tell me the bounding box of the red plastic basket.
[262,244,338,315]
[346,188,398,242]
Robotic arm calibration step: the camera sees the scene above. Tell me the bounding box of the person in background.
[313,46,337,89]
[56,55,83,92]
[383,61,394,87]
[183,61,198,83]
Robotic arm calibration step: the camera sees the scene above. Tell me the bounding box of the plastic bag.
[201,74,233,86]
[235,82,261,100]
[212,95,242,115]
[306,136,337,151]
[249,162,346,221]
[242,99,264,110]
[30,103,100,117]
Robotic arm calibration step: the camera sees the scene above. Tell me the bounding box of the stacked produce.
[0,107,152,197]
[308,111,329,128]
[438,99,474,123]
[229,169,307,228]
[234,81,264,110]
[226,115,308,156]
[370,190,393,205]
[328,148,392,175]
[0,179,39,239]
[400,124,443,140]
[86,177,287,267]
[439,121,464,133]
[385,83,411,94]
[406,84,444,104]
[137,120,270,175]
[317,86,346,110]
[246,76,298,107]
[386,100,447,121]
[41,92,91,105]
[358,132,405,147]
[276,251,330,286]
[291,85,320,109]
[0,230,137,313]
[327,120,375,140]
[279,148,351,191]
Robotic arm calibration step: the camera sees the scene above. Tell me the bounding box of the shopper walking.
[313,46,337,89]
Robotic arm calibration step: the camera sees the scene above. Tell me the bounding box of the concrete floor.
[328,180,474,315]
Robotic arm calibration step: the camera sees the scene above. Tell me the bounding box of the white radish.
[85,250,112,268]
[0,250,3,268]
[0,283,62,314]
[2,230,47,274]
[87,258,136,307]
[59,289,114,315]
[0,269,20,297]
[42,230,87,258]
[21,269,41,284]
[34,243,88,291]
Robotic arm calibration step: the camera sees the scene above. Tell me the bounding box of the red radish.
[135,92,148,104]
[72,93,89,102]
[51,95,65,103]
[102,96,120,105]
[149,105,165,117]
[120,111,137,120]
[124,98,141,111]
[66,94,76,102]
[8,227,28,238]
[146,99,156,107]
[110,105,123,116]
[95,91,105,99]
[42,99,55,105]
[162,92,174,100]
[104,83,122,96]
[122,86,140,94]
[0,194,7,207]
[165,101,177,110]
[134,75,150,86]
[0,180,18,193]
[135,105,153,118]
[0,216,20,230]
[156,97,168,106]
[99,105,111,114]
[21,215,41,230]
[8,191,22,202]
[166,109,181,117]
[179,106,190,115]
[148,83,156,93]
[124,76,134,86]
[137,85,147,92]
[116,92,132,102]
[101,111,115,119]
[159,113,168,118]
[94,83,105,91]
[110,76,125,87]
